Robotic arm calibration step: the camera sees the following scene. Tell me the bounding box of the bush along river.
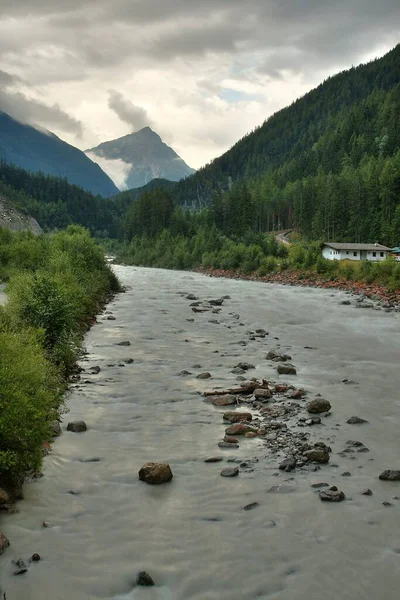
[1,265,400,600]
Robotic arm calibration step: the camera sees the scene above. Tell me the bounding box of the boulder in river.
[139,462,173,484]
[347,416,369,424]
[277,363,297,375]
[197,372,212,380]
[235,362,255,371]
[0,531,9,555]
[225,423,257,436]
[209,298,224,306]
[254,388,271,400]
[307,398,331,414]
[379,470,400,481]
[186,294,198,300]
[223,411,252,423]
[218,441,239,449]
[204,457,224,463]
[319,489,345,502]
[136,571,155,586]
[67,420,87,433]
[206,394,237,407]
[51,420,62,436]
[304,448,330,463]
[279,457,297,472]
[116,341,131,346]
[220,467,239,477]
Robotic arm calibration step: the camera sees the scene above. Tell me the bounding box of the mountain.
[122,44,400,247]
[0,192,42,234]
[156,44,400,211]
[0,112,119,197]
[86,127,195,190]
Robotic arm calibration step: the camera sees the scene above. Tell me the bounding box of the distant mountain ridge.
[0,112,119,197]
[86,127,195,190]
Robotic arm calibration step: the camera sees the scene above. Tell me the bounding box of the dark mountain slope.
[0,112,119,197]
[154,44,400,208]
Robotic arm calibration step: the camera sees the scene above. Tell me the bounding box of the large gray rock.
[51,420,62,437]
[220,467,239,477]
[67,420,87,432]
[304,448,330,463]
[139,462,173,484]
[225,424,257,436]
[319,489,345,502]
[223,411,252,423]
[307,398,331,414]
[277,363,297,375]
[379,470,400,481]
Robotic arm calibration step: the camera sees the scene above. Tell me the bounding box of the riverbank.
[0,227,121,544]
[1,265,400,599]
[196,266,400,310]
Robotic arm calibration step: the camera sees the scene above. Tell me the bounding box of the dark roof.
[323,243,390,251]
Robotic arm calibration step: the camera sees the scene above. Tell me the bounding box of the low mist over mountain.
[0,112,119,197]
[86,127,195,190]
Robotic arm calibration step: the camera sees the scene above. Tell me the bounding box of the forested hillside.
[121,45,400,246]
[0,161,129,238]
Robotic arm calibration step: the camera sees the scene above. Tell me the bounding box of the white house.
[322,242,391,262]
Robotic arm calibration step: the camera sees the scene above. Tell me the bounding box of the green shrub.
[0,330,62,481]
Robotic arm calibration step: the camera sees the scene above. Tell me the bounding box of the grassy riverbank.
[0,226,120,500]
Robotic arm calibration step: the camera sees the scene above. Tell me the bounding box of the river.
[1,265,400,600]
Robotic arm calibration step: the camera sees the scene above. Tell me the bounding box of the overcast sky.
[0,0,398,169]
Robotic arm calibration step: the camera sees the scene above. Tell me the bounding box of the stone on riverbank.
[205,394,237,406]
[51,420,62,436]
[304,448,330,463]
[277,363,297,375]
[225,423,257,436]
[0,531,9,555]
[223,411,252,423]
[307,398,331,414]
[139,462,173,484]
[67,420,87,432]
[379,470,400,481]
[254,388,271,400]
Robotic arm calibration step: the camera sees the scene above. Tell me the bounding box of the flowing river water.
[1,265,400,600]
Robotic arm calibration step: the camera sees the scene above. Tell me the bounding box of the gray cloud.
[0,68,83,136]
[108,90,152,132]
[0,0,398,166]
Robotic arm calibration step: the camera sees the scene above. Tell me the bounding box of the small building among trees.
[322,242,390,261]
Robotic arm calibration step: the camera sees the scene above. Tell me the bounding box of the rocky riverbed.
[1,266,400,599]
